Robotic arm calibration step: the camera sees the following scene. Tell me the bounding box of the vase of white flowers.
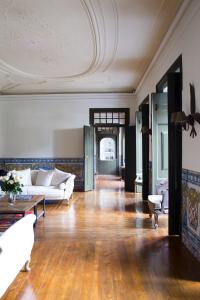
[0,171,23,204]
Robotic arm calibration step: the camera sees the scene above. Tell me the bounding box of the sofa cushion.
[36,170,54,187]
[21,186,29,195]
[26,185,64,198]
[31,170,38,185]
[51,168,71,186]
[16,169,32,186]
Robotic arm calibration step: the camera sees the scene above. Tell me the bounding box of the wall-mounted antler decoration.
[171,83,200,138]
[187,83,200,137]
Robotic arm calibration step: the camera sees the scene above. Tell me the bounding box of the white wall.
[136,0,200,172]
[0,93,136,158]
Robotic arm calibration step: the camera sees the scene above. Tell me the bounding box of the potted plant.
[0,171,23,204]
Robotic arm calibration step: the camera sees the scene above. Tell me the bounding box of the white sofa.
[0,214,36,298]
[20,170,76,202]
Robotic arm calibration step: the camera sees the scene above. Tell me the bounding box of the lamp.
[174,111,187,124]
[175,111,189,131]
[170,83,200,138]
[170,112,177,123]
[141,126,152,135]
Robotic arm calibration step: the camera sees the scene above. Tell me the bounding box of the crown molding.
[0,92,135,101]
[135,0,192,95]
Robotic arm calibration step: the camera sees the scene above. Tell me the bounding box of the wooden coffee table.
[0,195,45,227]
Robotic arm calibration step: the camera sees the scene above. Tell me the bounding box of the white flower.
[9,180,14,184]
[7,172,11,177]
[15,176,21,183]
[4,176,9,181]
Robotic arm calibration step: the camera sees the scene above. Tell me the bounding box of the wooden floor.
[3,176,200,300]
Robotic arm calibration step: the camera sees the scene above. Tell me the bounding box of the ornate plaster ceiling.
[0,0,182,94]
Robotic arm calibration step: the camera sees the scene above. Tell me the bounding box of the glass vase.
[7,192,17,205]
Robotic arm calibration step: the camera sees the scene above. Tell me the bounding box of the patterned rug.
[0,212,33,232]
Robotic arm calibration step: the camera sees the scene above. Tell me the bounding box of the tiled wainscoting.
[0,158,84,191]
[182,169,200,261]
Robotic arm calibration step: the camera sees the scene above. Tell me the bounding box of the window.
[90,108,129,126]
[100,138,116,161]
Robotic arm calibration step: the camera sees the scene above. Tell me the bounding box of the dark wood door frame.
[156,55,182,92]
[139,97,150,200]
[125,126,136,192]
[89,108,135,191]
[167,73,182,235]
[156,55,182,235]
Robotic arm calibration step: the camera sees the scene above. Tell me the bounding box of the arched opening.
[100,137,116,161]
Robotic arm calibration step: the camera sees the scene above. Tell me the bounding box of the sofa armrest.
[61,174,76,200]
[0,214,36,298]
[0,214,36,253]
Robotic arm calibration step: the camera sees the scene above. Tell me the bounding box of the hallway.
[2,177,200,300]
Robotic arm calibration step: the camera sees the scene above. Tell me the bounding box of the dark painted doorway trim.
[89,108,135,192]
[156,55,182,93]
[167,73,182,235]
[139,96,150,200]
[156,55,182,235]
[125,126,136,192]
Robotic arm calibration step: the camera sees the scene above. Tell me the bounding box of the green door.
[135,111,142,192]
[84,126,94,191]
[152,93,168,194]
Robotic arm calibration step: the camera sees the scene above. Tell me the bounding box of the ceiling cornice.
[0,92,135,101]
[135,0,192,95]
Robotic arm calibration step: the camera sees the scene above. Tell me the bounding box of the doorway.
[135,56,182,234]
[95,126,126,190]
[154,55,182,235]
[95,126,121,176]
[84,108,136,192]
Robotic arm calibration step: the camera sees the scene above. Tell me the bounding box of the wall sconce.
[170,83,200,138]
[171,111,189,131]
[141,126,152,135]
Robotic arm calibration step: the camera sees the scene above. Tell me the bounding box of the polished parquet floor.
[3,176,200,300]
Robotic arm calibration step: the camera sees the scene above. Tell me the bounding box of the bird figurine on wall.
[187,83,200,138]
